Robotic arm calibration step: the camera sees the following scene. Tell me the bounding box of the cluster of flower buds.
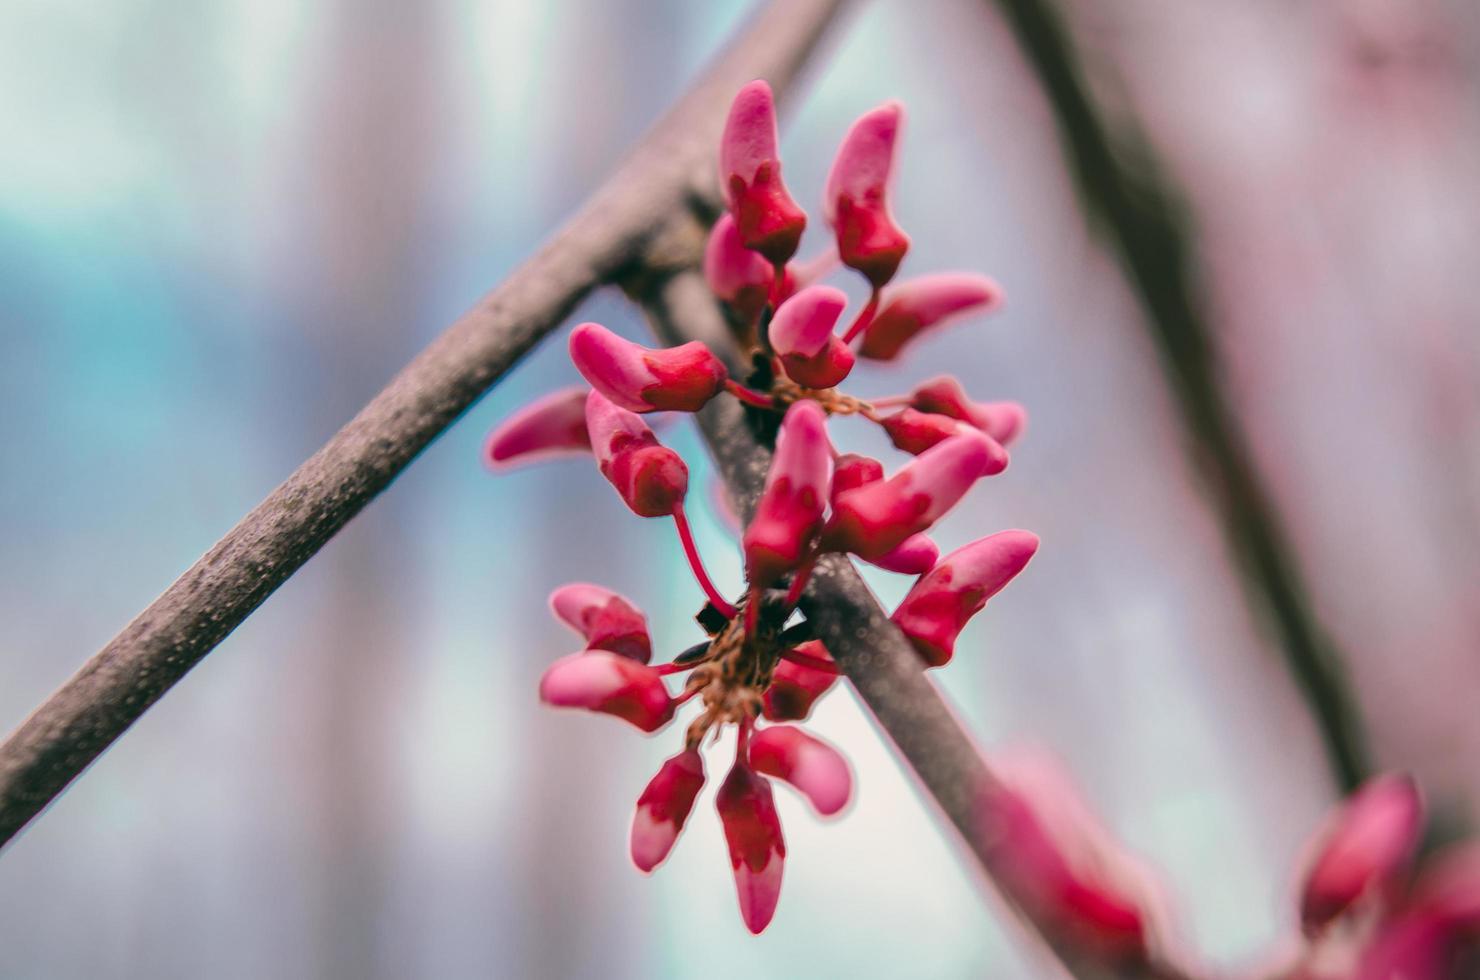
[485,80,1035,934]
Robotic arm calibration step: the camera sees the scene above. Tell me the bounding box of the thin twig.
[988,0,1371,791]
[634,253,1196,980]
[0,0,852,849]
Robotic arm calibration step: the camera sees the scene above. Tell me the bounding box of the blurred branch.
[0,0,851,849]
[632,231,1197,980]
[988,0,1372,791]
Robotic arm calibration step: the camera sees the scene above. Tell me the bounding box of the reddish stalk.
[776,644,839,675]
[782,557,815,610]
[839,287,880,344]
[725,378,777,409]
[672,504,737,618]
[656,661,696,676]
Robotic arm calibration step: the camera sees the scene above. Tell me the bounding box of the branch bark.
[0,0,851,848]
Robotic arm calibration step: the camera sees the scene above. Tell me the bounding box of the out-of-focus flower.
[1301,773,1425,934]
[720,80,806,265]
[769,285,855,389]
[716,758,787,934]
[859,273,1002,361]
[548,583,652,663]
[631,749,706,872]
[484,386,592,470]
[825,102,909,288]
[585,390,689,518]
[749,724,852,817]
[570,322,726,414]
[908,375,1027,446]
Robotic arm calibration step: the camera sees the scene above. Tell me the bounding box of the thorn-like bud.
[769,285,855,389]
[891,530,1039,666]
[749,725,852,817]
[704,213,782,323]
[569,322,726,414]
[720,80,807,265]
[716,760,787,934]
[538,651,674,732]
[859,273,1002,361]
[548,583,652,663]
[585,390,689,518]
[631,749,706,872]
[909,375,1027,445]
[824,102,909,287]
[484,386,592,470]
[743,401,833,587]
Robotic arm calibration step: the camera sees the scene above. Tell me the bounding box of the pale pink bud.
[720,80,806,265]
[743,401,833,587]
[1301,772,1425,933]
[538,651,674,733]
[631,749,706,872]
[824,102,909,287]
[868,533,940,575]
[716,760,787,934]
[762,641,838,722]
[769,285,855,389]
[891,530,1039,667]
[484,386,592,470]
[824,431,1004,560]
[859,273,1003,361]
[704,213,777,323]
[585,390,688,518]
[547,583,652,663]
[909,375,1027,446]
[748,725,852,817]
[880,407,1009,463]
[569,322,726,414]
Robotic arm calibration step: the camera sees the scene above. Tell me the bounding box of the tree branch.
[0,0,852,849]
[987,0,1371,791]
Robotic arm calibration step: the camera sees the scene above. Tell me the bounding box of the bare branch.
[0,0,852,848]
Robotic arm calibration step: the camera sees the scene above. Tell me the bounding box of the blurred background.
[2,0,1479,976]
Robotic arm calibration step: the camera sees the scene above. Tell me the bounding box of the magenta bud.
[824,102,909,287]
[631,749,706,872]
[882,407,978,457]
[769,285,855,389]
[866,533,939,576]
[762,641,839,722]
[569,322,726,414]
[720,80,806,265]
[891,530,1039,667]
[704,213,778,323]
[547,582,652,663]
[909,375,1027,446]
[484,386,592,470]
[1301,772,1425,933]
[716,760,787,934]
[538,651,674,733]
[748,725,853,817]
[743,401,833,587]
[585,390,689,518]
[859,273,1002,361]
[830,452,885,503]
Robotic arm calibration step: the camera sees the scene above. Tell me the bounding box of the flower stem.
[839,287,881,345]
[776,645,839,674]
[782,557,815,611]
[725,378,776,409]
[672,504,737,618]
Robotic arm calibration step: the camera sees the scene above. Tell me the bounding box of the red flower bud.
[868,533,940,575]
[630,749,706,872]
[891,530,1039,667]
[716,760,787,934]
[858,273,1002,361]
[748,725,852,817]
[769,285,855,389]
[1300,772,1425,933]
[585,390,689,518]
[824,431,1004,560]
[538,651,674,733]
[743,401,833,587]
[484,386,592,470]
[720,80,806,265]
[704,213,780,323]
[830,452,884,501]
[762,640,839,722]
[909,375,1027,446]
[547,582,652,663]
[880,408,1008,465]
[569,322,726,414]
[824,102,909,287]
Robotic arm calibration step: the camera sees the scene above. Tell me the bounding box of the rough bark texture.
[0,0,851,848]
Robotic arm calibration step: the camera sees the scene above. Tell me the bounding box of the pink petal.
[1301,772,1425,933]
[743,401,833,587]
[909,375,1028,446]
[704,213,776,322]
[569,322,726,414]
[824,431,1004,560]
[631,749,706,872]
[865,533,939,575]
[859,273,1003,361]
[538,651,674,733]
[891,530,1039,667]
[770,285,855,388]
[762,641,839,722]
[748,725,853,817]
[547,582,652,663]
[585,390,689,518]
[484,387,592,470]
[716,761,786,934]
[720,80,806,265]
[824,102,909,287]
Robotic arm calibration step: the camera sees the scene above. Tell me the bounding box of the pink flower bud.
[569,322,726,414]
[880,407,1007,463]
[1412,844,1480,930]
[868,533,940,575]
[824,102,909,287]
[538,651,674,733]
[830,452,884,501]
[585,390,689,518]
[762,640,839,722]
[630,749,706,872]
[891,530,1039,667]
[769,285,855,389]
[909,375,1027,446]
[743,401,833,587]
[720,80,806,265]
[1300,773,1425,933]
[824,431,1004,560]
[484,387,592,470]
[704,213,778,323]
[858,273,1003,361]
[748,725,852,817]
[716,760,787,934]
[547,583,652,663]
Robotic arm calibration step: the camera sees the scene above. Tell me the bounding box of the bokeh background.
[3,0,1479,976]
